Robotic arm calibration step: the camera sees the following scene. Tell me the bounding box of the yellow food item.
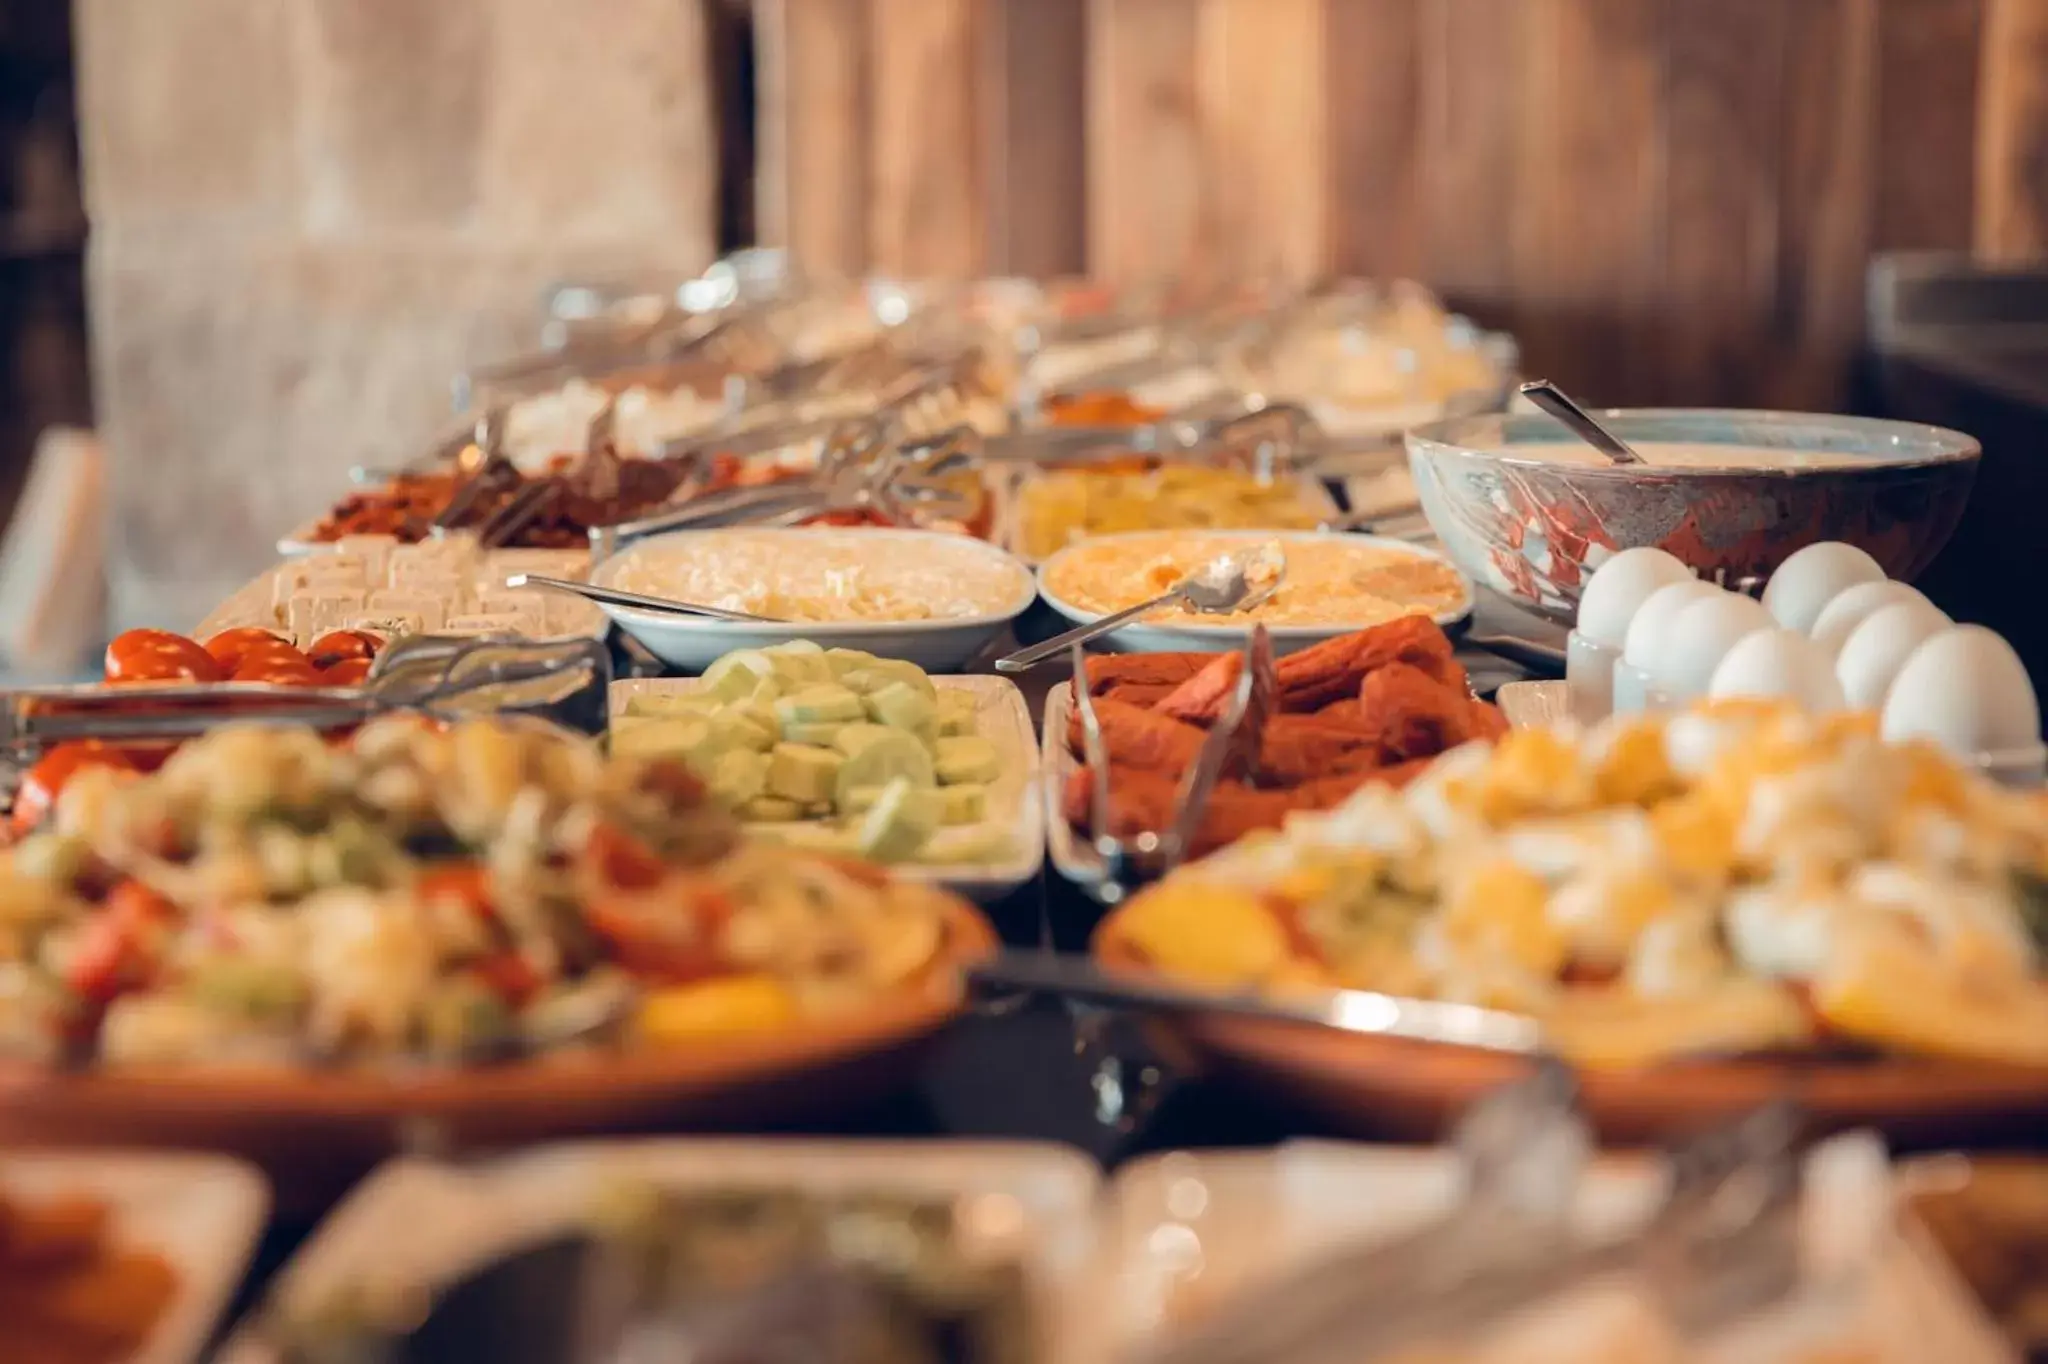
[1016,466,1323,560]
[1041,531,1468,628]
[1541,980,1814,1069]
[1440,861,1566,977]
[1589,722,1679,807]
[1812,928,2048,1067]
[1473,729,1592,824]
[1650,795,1738,885]
[1105,884,1293,986]
[637,974,799,1041]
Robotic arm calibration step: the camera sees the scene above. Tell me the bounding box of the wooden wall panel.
[1086,0,1204,283]
[1978,0,2048,258]
[760,0,2045,409]
[756,0,870,276]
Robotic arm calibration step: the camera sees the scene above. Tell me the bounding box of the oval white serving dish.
[1034,528,1473,656]
[587,527,1039,673]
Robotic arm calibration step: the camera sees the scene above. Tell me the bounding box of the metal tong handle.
[1160,635,1260,866]
[503,573,781,622]
[994,589,1186,673]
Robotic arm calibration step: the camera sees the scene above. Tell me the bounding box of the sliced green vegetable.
[700,649,779,702]
[855,778,942,863]
[833,729,935,809]
[864,680,936,733]
[766,743,844,804]
[706,749,769,809]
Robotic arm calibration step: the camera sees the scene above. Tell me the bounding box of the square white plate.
[0,1149,270,1364]
[609,673,1044,902]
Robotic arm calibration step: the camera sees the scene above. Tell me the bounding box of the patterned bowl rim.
[1405,408,1982,481]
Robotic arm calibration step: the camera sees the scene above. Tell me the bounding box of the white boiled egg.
[1761,542,1885,633]
[1575,547,1694,648]
[1621,579,1722,673]
[1707,628,1846,711]
[1833,600,1952,708]
[1651,592,1773,702]
[1808,580,1929,660]
[1881,624,2041,755]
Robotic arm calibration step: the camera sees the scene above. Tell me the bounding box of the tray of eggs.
[1519,540,2042,785]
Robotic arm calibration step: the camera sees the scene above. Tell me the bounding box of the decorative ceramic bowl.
[1405,410,1980,627]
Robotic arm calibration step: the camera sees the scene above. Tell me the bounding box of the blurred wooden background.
[756,0,2048,409]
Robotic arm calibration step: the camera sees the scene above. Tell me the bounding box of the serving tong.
[1057,627,1276,904]
[0,636,613,778]
[1138,1090,1810,1364]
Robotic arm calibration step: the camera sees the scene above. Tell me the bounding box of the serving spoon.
[993,548,1286,672]
[503,572,783,622]
[1517,379,1645,466]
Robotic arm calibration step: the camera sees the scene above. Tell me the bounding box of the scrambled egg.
[1106,701,2048,1069]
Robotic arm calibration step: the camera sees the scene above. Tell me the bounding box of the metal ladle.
[994,548,1285,672]
[1517,379,1645,466]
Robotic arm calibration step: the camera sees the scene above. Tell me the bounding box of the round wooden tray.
[1092,930,2048,1147]
[0,896,995,1215]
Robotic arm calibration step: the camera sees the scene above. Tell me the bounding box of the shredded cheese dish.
[1102,700,2048,1069]
[1013,466,1327,560]
[599,529,1034,623]
[1042,532,1469,628]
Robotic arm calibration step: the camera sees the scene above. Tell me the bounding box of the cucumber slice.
[611,716,726,770]
[864,680,936,733]
[623,691,721,719]
[936,783,987,824]
[934,735,1001,786]
[839,784,885,816]
[825,647,882,677]
[747,676,786,706]
[765,640,833,686]
[706,749,769,809]
[835,668,887,696]
[781,721,845,747]
[766,743,845,804]
[715,702,778,752]
[866,659,938,701]
[741,795,806,822]
[700,649,779,703]
[833,729,936,809]
[774,684,866,726]
[855,778,942,863]
[832,722,899,759]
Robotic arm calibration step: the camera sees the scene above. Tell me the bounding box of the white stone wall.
[75,0,717,628]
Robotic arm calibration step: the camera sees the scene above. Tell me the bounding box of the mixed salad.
[0,717,962,1069]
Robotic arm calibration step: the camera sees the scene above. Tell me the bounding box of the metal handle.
[504,572,781,622]
[993,588,1184,672]
[1517,379,1644,466]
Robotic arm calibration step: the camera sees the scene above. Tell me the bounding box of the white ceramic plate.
[1039,681,1099,891]
[0,1148,269,1364]
[609,673,1045,902]
[216,1139,1104,1364]
[587,528,1038,673]
[1035,529,1473,657]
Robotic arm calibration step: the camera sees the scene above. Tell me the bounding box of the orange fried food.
[1276,615,1463,712]
[1062,767,1369,856]
[1463,697,1510,742]
[1068,698,1206,777]
[1258,713,1387,785]
[1154,653,1242,725]
[1354,661,1484,762]
[1099,683,1178,710]
[1085,652,1206,695]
